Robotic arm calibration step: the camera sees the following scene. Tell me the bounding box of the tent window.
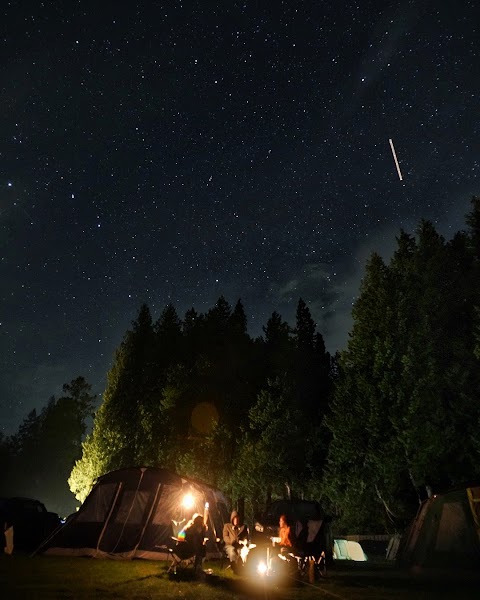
[77,483,117,522]
[152,485,178,525]
[115,490,150,524]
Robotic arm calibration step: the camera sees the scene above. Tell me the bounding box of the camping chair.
[295,520,327,582]
[168,539,196,574]
[166,519,196,574]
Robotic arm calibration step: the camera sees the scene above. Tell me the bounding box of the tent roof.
[93,466,224,495]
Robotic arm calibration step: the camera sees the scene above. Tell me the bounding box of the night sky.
[1,0,479,435]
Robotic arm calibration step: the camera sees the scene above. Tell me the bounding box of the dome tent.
[38,467,229,560]
[397,484,480,572]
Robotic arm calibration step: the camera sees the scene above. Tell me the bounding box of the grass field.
[1,555,479,600]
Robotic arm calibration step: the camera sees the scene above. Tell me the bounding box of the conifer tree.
[262,311,292,379]
[294,298,316,351]
[3,378,96,513]
[293,298,322,417]
[323,252,398,531]
[69,305,155,499]
[154,303,183,368]
[465,195,480,260]
[231,298,248,335]
[9,409,42,497]
[324,217,480,531]
[36,378,96,513]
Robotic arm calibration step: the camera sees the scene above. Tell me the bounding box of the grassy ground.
[1,555,479,600]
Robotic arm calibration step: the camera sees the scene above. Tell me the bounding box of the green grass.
[1,555,479,600]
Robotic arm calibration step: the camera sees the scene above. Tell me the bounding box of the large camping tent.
[397,484,480,571]
[39,467,230,560]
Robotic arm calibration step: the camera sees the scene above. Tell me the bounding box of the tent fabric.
[397,485,480,571]
[333,539,367,561]
[40,467,229,560]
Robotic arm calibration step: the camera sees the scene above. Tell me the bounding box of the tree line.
[0,377,96,516]
[2,198,480,531]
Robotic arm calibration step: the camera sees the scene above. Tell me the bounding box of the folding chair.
[295,520,327,582]
[167,539,196,574]
[153,519,194,574]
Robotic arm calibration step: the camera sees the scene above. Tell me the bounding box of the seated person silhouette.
[175,513,207,575]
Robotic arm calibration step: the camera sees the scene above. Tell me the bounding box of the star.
[0,0,477,439]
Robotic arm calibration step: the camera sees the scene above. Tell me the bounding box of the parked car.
[0,496,61,553]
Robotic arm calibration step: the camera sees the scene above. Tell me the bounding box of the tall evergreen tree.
[206,296,232,333]
[154,303,183,367]
[9,409,43,496]
[323,253,399,532]
[231,298,248,336]
[324,217,480,532]
[262,311,292,379]
[294,298,316,351]
[465,195,480,260]
[69,305,156,499]
[37,378,96,513]
[0,432,11,496]
[293,298,322,417]
[5,378,96,514]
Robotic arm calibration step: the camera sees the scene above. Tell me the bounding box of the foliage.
[3,377,95,515]
[323,203,480,532]
[11,201,480,532]
[67,297,333,515]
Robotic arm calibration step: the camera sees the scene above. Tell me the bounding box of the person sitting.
[176,513,207,576]
[278,514,296,553]
[223,510,249,572]
[270,514,299,574]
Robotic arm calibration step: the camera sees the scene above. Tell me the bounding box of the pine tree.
[8,409,42,497]
[35,378,96,513]
[206,296,232,331]
[69,305,155,499]
[323,250,416,531]
[465,195,480,260]
[293,298,323,417]
[231,299,247,335]
[4,378,96,513]
[324,219,480,532]
[0,432,11,495]
[262,311,292,379]
[294,298,316,351]
[154,303,183,368]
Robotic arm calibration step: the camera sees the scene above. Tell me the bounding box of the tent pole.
[96,482,123,556]
[132,482,162,557]
[111,470,146,554]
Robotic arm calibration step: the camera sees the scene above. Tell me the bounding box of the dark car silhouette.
[0,496,61,553]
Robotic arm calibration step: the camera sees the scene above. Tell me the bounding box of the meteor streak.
[389,138,403,181]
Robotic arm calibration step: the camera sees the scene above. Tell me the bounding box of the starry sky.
[1,0,479,435]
